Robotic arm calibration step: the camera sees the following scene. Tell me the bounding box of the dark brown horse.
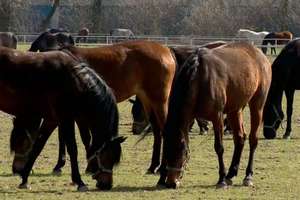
[263,39,300,139]
[261,31,293,55]
[18,40,177,174]
[76,27,89,43]
[159,42,271,189]
[0,32,17,49]
[0,47,125,191]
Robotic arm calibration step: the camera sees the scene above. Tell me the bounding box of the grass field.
[0,45,299,199]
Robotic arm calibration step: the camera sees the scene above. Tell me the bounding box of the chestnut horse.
[263,39,300,139]
[17,40,176,174]
[261,31,293,55]
[159,42,271,189]
[0,47,125,191]
[76,27,89,43]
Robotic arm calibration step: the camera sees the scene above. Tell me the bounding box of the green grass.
[0,45,299,199]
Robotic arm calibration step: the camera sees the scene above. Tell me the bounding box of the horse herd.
[0,28,298,191]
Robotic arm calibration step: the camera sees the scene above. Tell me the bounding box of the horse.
[158,42,271,189]
[236,29,269,45]
[0,32,17,49]
[261,31,293,55]
[109,28,135,43]
[29,31,74,52]
[76,27,89,43]
[19,39,177,174]
[130,41,229,135]
[0,47,125,191]
[263,39,300,139]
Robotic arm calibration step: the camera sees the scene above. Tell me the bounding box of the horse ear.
[113,136,127,144]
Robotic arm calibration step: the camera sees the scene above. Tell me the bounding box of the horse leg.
[283,89,295,139]
[212,112,227,188]
[19,120,57,189]
[147,112,161,174]
[196,118,209,135]
[52,126,66,174]
[225,111,246,185]
[60,119,88,191]
[243,102,263,187]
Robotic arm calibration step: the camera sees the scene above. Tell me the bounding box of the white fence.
[15,34,291,53]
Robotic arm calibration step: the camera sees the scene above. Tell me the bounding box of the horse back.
[196,42,271,115]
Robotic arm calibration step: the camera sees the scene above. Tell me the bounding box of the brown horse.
[0,47,125,191]
[159,42,271,189]
[261,31,293,55]
[18,40,176,174]
[76,27,89,43]
[0,32,17,49]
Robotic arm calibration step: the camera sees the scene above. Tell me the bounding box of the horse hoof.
[77,185,89,192]
[199,131,208,135]
[146,168,156,174]
[166,180,180,189]
[216,181,228,189]
[18,183,31,190]
[52,169,62,175]
[243,178,254,187]
[156,179,166,188]
[283,134,291,140]
[225,178,233,186]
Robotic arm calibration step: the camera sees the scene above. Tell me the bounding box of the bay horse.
[159,42,271,189]
[236,29,269,45]
[263,39,300,139]
[76,27,89,43]
[0,32,17,49]
[0,47,125,191]
[261,31,293,55]
[19,39,177,174]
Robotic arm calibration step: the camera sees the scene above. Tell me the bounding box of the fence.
[16,34,291,55]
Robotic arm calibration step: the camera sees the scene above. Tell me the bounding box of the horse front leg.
[283,89,295,139]
[212,113,227,188]
[60,119,88,192]
[19,120,57,189]
[52,125,66,174]
[225,111,246,185]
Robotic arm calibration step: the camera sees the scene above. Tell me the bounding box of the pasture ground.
[0,45,299,199]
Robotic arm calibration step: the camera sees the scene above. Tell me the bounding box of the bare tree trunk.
[0,0,12,31]
[90,0,103,32]
[279,0,290,30]
[40,0,60,31]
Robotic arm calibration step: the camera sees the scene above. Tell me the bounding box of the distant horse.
[76,27,89,43]
[236,29,269,45]
[0,32,17,49]
[17,40,176,174]
[261,31,293,55]
[29,31,74,52]
[0,47,125,191]
[109,28,135,43]
[263,39,300,139]
[159,42,271,189]
[130,41,228,135]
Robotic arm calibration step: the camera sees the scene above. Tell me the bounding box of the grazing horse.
[159,42,271,189]
[29,31,74,52]
[236,29,269,45]
[76,27,89,43]
[261,31,293,55]
[109,28,135,43]
[263,39,300,139]
[0,47,125,191]
[0,32,17,49]
[17,40,176,174]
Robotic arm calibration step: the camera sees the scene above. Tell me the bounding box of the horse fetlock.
[243,176,254,187]
[18,183,31,190]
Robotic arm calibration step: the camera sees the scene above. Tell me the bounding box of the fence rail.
[16,34,292,54]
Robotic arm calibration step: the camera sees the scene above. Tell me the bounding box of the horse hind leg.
[225,111,246,185]
[52,126,67,175]
[243,98,264,187]
[283,89,295,139]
